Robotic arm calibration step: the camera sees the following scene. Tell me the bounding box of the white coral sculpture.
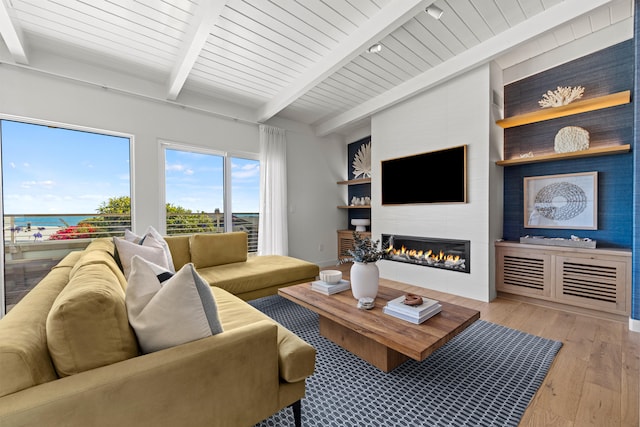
[352,141,371,179]
[538,86,585,108]
[554,126,589,153]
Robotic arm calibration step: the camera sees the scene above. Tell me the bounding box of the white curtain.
[258,125,288,256]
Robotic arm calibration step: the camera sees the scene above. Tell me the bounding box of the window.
[163,144,260,251]
[0,118,132,315]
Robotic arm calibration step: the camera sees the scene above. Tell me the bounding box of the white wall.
[266,117,346,266]
[342,123,371,145]
[371,64,502,302]
[0,65,342,263]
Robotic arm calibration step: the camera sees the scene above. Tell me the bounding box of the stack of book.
[383,295,442,324]
[311,279,350,295]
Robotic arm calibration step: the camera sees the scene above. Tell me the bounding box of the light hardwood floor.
[329,264,640,427]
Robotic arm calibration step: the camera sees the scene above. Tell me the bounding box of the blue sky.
[165,148,260,213]
[1,120,259,215]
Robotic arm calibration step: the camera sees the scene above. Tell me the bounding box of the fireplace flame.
[382,235,468,273]
[385,245,462,265]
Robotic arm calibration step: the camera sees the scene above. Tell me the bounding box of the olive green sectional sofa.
[0,233,319,426]
[164,232,319,300]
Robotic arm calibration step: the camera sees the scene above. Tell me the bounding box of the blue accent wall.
[503,38,638,321]
[503,41,633,249]
[632,0,640,321]
[503,154,633,248]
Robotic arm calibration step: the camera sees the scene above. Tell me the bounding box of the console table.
[495,241,631,319]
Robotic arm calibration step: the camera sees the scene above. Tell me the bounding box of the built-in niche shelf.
[495,90,631,128]
[337,177,371,209]
[496,144,631,166]
[337,178,371,185]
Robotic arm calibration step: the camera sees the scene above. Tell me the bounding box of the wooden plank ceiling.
[0,0,633,136]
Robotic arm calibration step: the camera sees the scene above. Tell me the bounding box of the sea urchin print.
[534,182,587,221]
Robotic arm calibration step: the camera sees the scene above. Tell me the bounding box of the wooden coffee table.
[279,283,480,372]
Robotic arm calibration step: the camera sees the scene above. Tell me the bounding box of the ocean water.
[8,215,89,228]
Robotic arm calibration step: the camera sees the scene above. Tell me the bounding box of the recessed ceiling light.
[426,5,444,20]
[367,43,382,54]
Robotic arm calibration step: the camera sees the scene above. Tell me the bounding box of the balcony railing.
[3,212,259,312]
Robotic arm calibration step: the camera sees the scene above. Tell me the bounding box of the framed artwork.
[524,171,598,230]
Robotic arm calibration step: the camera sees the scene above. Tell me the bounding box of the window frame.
[0,114,135,318]
[159,140,259,236]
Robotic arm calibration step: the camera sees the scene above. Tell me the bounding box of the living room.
[0,0,638,426]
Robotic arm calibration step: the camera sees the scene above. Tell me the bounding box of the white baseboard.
[630,317,640,333]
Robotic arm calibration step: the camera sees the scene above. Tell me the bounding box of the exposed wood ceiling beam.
[167,0,227,101]
[255,0,430,123]
[0,0,28,64]
[314,0,613,136]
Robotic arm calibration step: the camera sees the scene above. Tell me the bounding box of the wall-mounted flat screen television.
[381,145,467,205]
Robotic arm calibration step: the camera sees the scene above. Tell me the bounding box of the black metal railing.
[3,212,259,312]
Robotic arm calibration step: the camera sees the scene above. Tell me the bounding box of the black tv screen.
[381,145,467,205]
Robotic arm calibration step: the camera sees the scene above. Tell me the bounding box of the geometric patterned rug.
[251,295,562,427]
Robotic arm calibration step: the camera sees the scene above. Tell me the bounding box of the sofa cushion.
[197,255,319,295]
[124,226,175,273]
[164,234,191,270]
[46,262,139,377]
[69,240,127,291]
[211,287,315,383]
[126,256,223,354]
[0,252,80,397]
[189,232,247,268]
[113,235,171,278]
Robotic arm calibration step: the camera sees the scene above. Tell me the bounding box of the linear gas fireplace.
[382,234,470,274]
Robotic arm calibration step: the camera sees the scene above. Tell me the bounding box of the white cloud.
[232,163,259,180]
[21,180,55,189]
[78,194,105,200]
[10,162,15,168]
[166,163,195,176]
[166,163,185,172]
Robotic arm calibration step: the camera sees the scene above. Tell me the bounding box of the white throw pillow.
[126,255,223,354]
[113,235,170,279]
[123,226,175,272]
[124,229,142,243]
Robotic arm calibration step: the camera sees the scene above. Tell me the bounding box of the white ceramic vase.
[350,262,379,300]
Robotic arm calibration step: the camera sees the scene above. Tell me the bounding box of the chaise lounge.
[0,233,318,426]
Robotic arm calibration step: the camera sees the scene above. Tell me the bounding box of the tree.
[86,196,133,236]
[165,202,217,234]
